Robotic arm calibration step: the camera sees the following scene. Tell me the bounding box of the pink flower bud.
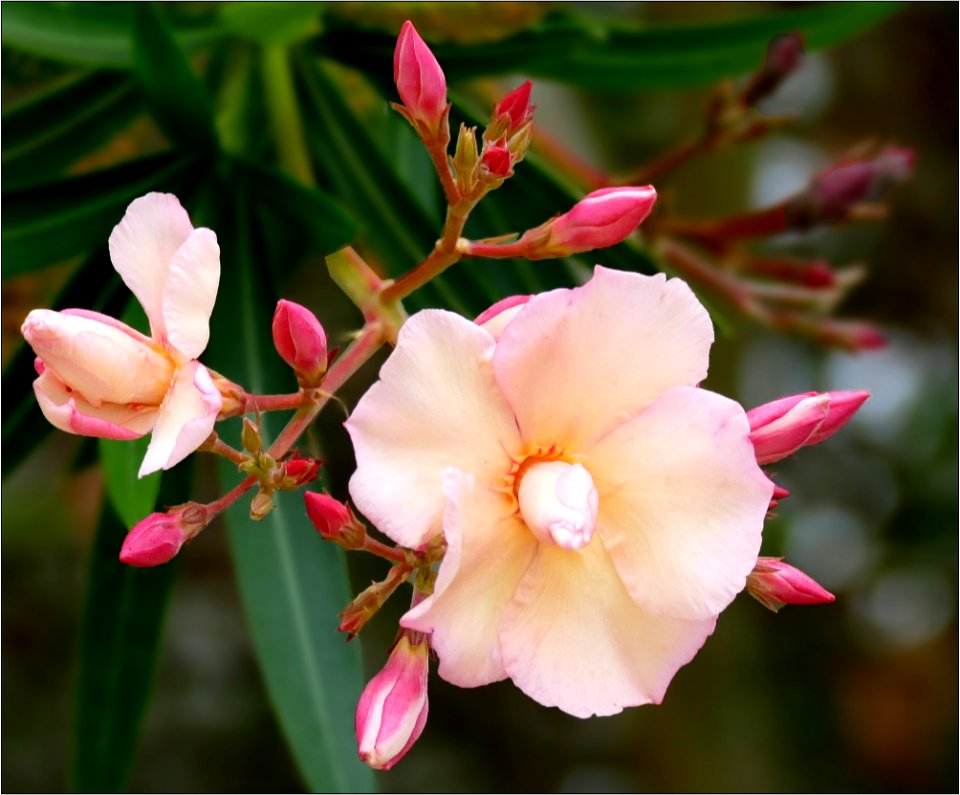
[276,454,321,490]
[356,633,429,770]
[785,148,915,230]
[272,300,328,386]
[495,80,533,131]
[480,146,512,177]
[474,294,532,340]
[500,186,657,260]
[743,33,805,107]
[747,557,835,612]
[305,492,352,540]
[118,503,207,567]
[393,20,447,137]
[747,391,869,465]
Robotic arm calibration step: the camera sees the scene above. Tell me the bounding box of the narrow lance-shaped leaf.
[132,4,218,151]
[1,3,223,68]
[316,3,900,91]
[2,152,197,277]
[72,462,191,793]
[205,180,374,793]
[2,71,143,191]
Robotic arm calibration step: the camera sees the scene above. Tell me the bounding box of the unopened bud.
[486,80,535,143]
[250,489,275,521]
[118,502,208,567]
[748,391,870,465]
[393,20,448,143]
[785,149,915,230]
[452,123,480,195]
[305,491,365,547]
[356,633,430,770]
[743,33,805,107]
[272,300,328,386]
[275,454,321,490]
[524,186,657,259]
[241,417,262,454]
[480,146,512,178]
[747,557,835,612]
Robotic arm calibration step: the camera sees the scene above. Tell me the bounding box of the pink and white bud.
[393,20,448,140]
[519,186,657,260]
[748,390,870,464]
[119,503,207,567]
[480,146,512,178]
[356,633,430,770]
[518,461,599,550]
[747,557,835,612]
[272,300,328,386]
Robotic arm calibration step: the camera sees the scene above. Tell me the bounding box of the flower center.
[517,460,598,550]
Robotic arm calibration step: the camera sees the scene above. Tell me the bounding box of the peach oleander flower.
[21,193,222,478]
[346,266,774,717]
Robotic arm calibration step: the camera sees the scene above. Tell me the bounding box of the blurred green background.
[2,3,956,792]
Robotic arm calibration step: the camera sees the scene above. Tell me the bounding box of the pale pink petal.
[499,538,717,718]
[401,469,537,687]
[22,309,173,406]
[346,310,522,548]
[585,386,772,620]
[34,369,157,438]
[161,228,220,360]
[493,267,714,451]
[138,362,221,478]
[108,193,195,339]
[61,308,155,346]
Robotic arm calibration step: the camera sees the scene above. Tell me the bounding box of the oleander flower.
[21,193,222,478]
[346,266,773,717]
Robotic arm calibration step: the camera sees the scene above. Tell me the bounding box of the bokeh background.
[3,3,957,792]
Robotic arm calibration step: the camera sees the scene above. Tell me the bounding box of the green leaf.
[2,71,143,190]
[220,2,322,46]
[1,3,222,68]
[317,4,901,91]
[232,156,359,254]
[205,181,374,793]
[2,152,196,276]
[132,4,218,150]
[72,466,189,792]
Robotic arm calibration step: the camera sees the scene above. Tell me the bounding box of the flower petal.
[22,309,173,406]
[401,469,537,687]
[138,362,221,478]
[499,537,717,718]
[585,386,772,620]
[108,193,195,340]
[493,267,714,450]
[346,310,522,548]
[34,369,157,439]
[161,228,220,360]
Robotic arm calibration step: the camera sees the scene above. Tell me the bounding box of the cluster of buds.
[741,389,868,608]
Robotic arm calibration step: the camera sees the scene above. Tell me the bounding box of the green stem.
[261,45,315,186]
